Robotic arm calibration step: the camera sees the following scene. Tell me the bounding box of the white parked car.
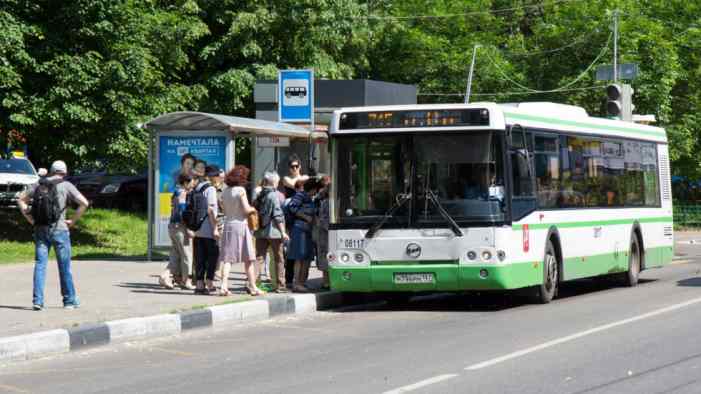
[0,157,39,208]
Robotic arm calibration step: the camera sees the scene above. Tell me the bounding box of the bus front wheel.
[532,239,558,304]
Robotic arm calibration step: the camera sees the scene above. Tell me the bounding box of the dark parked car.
[66,172,147,211]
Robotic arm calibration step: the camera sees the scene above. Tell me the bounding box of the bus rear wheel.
[532,240,558,304]
[621,235,641,287]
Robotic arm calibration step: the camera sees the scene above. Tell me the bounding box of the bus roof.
[330,102,667,143]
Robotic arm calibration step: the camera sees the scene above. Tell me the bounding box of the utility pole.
[465,44,480,104]
[613,9,618,83]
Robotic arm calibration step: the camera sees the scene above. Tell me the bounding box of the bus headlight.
[330,250,370,267]
[467,250,477,261]
[481,250,492,261]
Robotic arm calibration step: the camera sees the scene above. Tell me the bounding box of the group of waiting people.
[159,154,330,296]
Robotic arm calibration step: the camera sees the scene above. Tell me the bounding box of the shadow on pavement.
[337,277,658,313]
[677,277,701,287]
[73,254,167,261]
[0,305,34,311]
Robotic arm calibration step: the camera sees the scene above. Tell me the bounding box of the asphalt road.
[2,255,701,394]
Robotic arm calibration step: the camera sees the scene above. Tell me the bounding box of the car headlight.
[100,183,121,194]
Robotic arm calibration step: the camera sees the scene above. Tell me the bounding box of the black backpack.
[253,188,271,211]
[32,179,64,226]
[182,182,210,231]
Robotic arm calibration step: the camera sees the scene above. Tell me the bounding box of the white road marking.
[382,374,459,394]
[0,384,30,393]
[465,296,701,371]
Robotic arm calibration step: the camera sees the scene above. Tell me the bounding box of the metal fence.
[674,205,701,228]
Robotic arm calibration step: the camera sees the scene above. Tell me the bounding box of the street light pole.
[465,44,480,104]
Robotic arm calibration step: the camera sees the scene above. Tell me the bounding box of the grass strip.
[0,208,153,264]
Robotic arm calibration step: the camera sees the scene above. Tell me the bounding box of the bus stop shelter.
[144,111,327,258]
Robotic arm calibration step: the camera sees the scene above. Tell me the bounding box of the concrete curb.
[0,291,376,364]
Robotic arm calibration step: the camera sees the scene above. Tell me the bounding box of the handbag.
[247,210,259,232]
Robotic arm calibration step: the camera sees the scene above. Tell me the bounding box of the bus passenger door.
[508,125,536,221]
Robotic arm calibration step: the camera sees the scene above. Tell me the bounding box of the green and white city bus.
[326,102,673,303]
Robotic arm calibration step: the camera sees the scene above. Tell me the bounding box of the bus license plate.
[394,273,434,284]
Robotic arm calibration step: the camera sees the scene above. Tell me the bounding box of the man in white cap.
[18,160,89,310]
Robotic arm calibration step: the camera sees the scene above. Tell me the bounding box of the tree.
[1,0,208,171]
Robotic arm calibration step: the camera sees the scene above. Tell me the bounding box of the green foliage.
[1,0,700,178]
[1,0,209,171]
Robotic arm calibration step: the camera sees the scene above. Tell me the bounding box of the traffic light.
[606,84,622,119]
[606,83,634,121]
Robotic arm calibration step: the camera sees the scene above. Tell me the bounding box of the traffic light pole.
[613,10,618,83]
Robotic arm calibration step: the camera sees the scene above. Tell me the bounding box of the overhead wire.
[418,85,606,97]
[497,19,608,59]
[482,29,612,94]
[499,34,590,57]
[357,0,587,20]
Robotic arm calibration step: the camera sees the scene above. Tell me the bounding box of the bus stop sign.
[278,69,314,123]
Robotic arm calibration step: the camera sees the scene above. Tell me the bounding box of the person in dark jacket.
[287,178,320,293]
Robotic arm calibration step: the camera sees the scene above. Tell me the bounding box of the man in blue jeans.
[18,160,89,311]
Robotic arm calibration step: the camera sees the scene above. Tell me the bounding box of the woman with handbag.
[218,165,264,296]
[253,172,290,293]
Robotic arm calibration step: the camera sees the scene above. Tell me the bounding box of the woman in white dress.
[218,165,264,296]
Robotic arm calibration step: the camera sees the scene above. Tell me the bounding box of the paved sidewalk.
[0,259,323,338]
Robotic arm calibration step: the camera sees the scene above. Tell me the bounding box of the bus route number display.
[339,109,490,130]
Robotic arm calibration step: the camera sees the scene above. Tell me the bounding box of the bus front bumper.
[329,263,542,292]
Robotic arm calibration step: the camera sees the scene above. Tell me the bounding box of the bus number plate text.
[394,273,435,284]
[341,238,365,249]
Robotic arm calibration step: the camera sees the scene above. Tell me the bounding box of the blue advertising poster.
[155,134,228,246]
[278,69,314,123]
[158,135,227,193]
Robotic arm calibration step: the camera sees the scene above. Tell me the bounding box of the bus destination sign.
[338,109,490,130]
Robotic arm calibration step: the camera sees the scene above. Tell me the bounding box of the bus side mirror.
[506,126,513,146]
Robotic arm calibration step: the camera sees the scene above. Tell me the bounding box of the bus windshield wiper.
[425,189,463,237]
[365,193,412,239]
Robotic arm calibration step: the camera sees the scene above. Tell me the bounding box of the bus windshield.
[334,131,506,226]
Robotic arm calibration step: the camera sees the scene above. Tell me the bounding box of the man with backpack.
[183,165,221,294]
[17,160,89,311]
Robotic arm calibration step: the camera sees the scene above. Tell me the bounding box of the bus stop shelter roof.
[145,111,319,139]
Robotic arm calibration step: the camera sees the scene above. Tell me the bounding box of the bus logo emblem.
[406,243,422,259]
